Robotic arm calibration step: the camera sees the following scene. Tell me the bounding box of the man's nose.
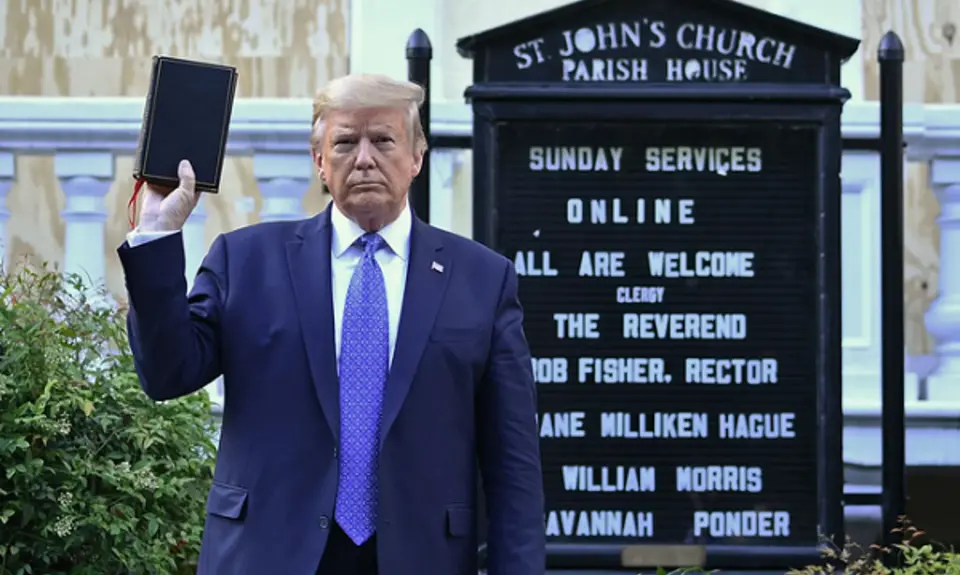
[354,139,376,168]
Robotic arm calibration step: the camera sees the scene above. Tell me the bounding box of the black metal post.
[878,30,906,565]
[406,28,432,224]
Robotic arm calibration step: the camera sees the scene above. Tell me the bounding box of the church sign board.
[456,0,859,570]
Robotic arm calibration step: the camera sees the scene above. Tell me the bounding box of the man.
[117,73,545,575]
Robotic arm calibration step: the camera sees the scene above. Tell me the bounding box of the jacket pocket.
[446,506,475,537]
[206,482,248,520]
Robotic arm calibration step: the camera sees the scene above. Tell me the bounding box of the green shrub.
[647,519,960,575]
[789,518,960,575]
[0,265,217,575]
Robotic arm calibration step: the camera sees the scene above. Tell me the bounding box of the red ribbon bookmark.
[128,178,146,230]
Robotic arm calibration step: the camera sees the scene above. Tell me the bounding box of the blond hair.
[311,74,428,155]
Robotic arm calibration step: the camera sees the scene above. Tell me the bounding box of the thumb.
[178,159,196,194]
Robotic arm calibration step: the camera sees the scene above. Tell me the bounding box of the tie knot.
[359,233,385,257]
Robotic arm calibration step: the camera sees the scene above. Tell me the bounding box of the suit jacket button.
[319,516,330,529]
[333,447,338,458]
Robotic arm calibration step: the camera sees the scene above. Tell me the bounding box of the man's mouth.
[350,182,382,191]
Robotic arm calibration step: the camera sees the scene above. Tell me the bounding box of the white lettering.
[600,412,709,438]
[693,511,791,538]
[622,313,747,340]
[512,38,547,70]
[538,412,586,438]
[676,466,763,492]
[554,313,601,339]
[616,286,665,304]
[647,251,755,278]
[685,358,778,385]
[558,22,667,57]
[562,58,648,82]
[514,250,559,276]
[566,198,638,224]
[666,57,748,81]
[578,357,670,384]
[718,413,796,439]
[531,357,569,384]
[636,198,695,224]
[512,21,796,83]
[674,23,796,69]
[546,510,654,537]
[562,465,656,492]
[579,251,626,277]
[645,147,762,175]
[529,146,623,172]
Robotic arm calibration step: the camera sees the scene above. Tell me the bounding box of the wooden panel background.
[0,0,344,303]
[0,0,349,98]
[861,0,958,355]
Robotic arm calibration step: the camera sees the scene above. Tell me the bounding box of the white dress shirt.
[125,203,411,367]
[329,203,410,368]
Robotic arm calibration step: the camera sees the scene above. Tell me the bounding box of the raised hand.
[137,159,202,233]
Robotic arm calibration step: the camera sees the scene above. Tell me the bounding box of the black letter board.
[456,0,859,571]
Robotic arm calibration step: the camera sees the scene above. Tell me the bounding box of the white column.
[840,151,884,408]
[924,157,960,402]
[429,149,464,232]
[0,152,14,273]
[182,197,208,292]
[254,152,311,222]
[55,152,113,304]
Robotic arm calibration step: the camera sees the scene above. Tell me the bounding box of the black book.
[133,56,239,193]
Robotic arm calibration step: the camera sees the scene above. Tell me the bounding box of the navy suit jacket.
[117,205,546,575]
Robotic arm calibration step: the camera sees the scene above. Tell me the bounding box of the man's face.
[316,106,422,230]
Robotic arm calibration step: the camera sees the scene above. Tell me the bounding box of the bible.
[133,56,239,193]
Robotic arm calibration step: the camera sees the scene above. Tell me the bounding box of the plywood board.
[0,0,349,97]
[861,0,957,354]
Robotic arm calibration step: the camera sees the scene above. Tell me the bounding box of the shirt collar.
[330,199,412,261]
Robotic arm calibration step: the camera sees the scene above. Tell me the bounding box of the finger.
[161,186,199,225]
[178,159,196,195]
[145,182,176,196]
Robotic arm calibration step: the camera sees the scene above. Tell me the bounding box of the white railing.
[0,97,958,466]
[841,103,960,467]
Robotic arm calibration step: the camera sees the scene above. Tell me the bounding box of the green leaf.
[0,265,215,573]
[0,508,15,524]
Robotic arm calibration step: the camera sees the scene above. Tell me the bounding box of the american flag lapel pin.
[431,261,444,273]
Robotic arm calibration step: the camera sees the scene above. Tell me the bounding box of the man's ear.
[410,149,424,179]
[313,150,326,181]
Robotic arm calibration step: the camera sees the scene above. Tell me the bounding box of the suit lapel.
[285,206,339,442]
[380,218,450,449]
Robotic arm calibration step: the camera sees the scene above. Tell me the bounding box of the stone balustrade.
[0,97,957,466]
[835,103,960,467]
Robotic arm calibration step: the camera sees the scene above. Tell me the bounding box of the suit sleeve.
[117,231,226,401]
[477,259,546,575]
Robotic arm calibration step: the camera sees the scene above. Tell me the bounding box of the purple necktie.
[334,232,389,545]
